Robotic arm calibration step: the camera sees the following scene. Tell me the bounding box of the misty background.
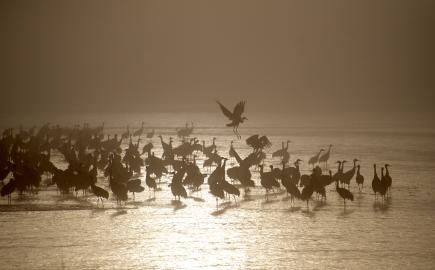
[1,0,434,124]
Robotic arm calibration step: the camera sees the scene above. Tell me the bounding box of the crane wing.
[233,101,245,117]
[260,136,272,148]
[246,134,259,148]
[244,152,261,167]
[216,100,233,120]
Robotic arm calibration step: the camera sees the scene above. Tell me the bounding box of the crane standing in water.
[319,144,332,168]
[308,149,324,168]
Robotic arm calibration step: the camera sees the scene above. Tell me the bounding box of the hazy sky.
[1,0,434,114]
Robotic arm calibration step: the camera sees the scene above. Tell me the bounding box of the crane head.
[385,164,391,167]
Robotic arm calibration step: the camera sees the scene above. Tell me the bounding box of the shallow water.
[1,113,435,269]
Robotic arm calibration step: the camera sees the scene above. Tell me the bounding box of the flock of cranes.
[0,100,393,212]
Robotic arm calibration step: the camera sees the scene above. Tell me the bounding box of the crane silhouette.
[318,144,332,168]
[341,159,359,188]
[90,183,109,207]
[259,164,280,200]
[379,167,388,202]
[169,167,187,201]
[356,164,364,192]
[226,147,257,193]
[372,164,381,200]
[208,158,225,209]
[300,182,314,211]
[335,177,354,207]
[272,140,290,158]
[308,149,324,168]
[145,168,157,197]
[216,100,247,139]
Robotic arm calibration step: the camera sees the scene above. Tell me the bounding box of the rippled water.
[1,113,435,269]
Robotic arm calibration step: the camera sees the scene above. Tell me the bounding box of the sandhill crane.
[319,144,332,168]
[158,136,173,160]
[209,177,225,210]
[259,165,280,200]
[169,167,187,201]
[127,178,145,199]
[220,159,240,204]
[246,134,272,153]
[216,100,247,139]
[379,167,388,202]
[110,179,128,205]
[356,165,364,191]
[226,149,256,191]
[385,164,392,197]
[90,183,109,207]
[335,177,354,207]
[341,159,359,188]
[308,149,324,168]
[272,140,290,158]
[133,122,144,137]
[177,122,194,138]
[278,163,300,207]
[142,142,153,156]
[372,164,381,200]
[202,138,217,157]
[300,183,314,211]
[145,172,157,199]
[332,161,343,184]
[208,159,225,209]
